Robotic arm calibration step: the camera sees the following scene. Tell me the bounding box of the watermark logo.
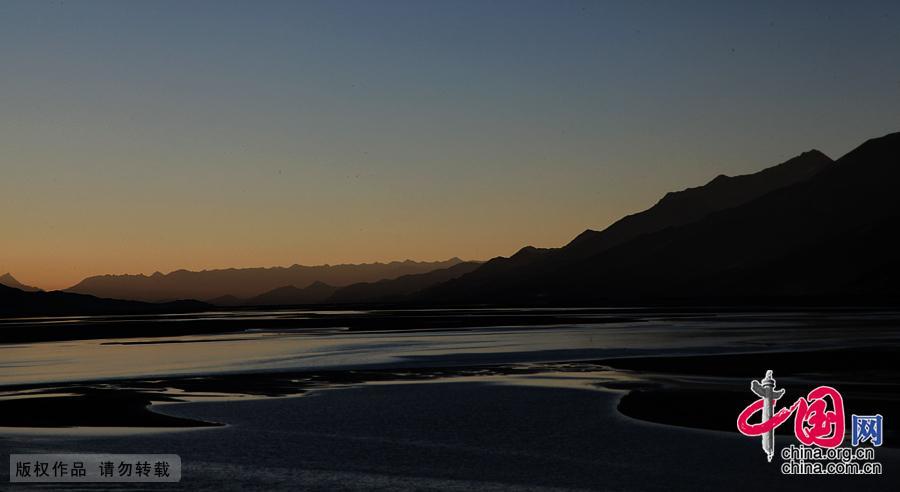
[736,370,883,475]
[10,454,181,483]
[852,414,883,447]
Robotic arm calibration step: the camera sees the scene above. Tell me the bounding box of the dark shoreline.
[0,388,222,428]
[0,362,602,428]
[606,347,900,445]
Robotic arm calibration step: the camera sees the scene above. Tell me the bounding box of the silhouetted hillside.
[66,259,465,302]
[206,294,243,307]
[0,273,41,292]
[564,149,832,258]
[424,148,835,303]
[532,131,900,303]
[244,281,338,306]
[17,131,899,309]
[0,284,210,317]
[328,261,481,304]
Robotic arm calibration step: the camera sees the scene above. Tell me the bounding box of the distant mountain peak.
[0,273,42,292]
[243,281,340,306]
[657,150,832,207]
[306,280,334,289]
[802,148,829,158]
[511,246,550,259]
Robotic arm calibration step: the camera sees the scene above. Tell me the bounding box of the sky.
[2,0,899,290]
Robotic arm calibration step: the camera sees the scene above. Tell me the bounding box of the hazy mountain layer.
[66,259,465,302]
[242,281,339,306]
[327,261,481,304]
[0,273,42,292]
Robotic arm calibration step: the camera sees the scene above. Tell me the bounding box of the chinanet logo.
[736,370,883,475]
[779,445,881,475]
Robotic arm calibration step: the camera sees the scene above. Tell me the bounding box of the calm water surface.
[3,308,899,386]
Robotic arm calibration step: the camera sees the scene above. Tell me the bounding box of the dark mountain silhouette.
[327,261,481,304]
[563,149,833,258]
[208,263,482,306]
[12,132,897,311]
[206,294,243,307]
[423,148,836,303]
[548,131,900,303]
[243,281,339,306]
[0,273,42,292]
[65,259,466,302]
[0,284,210,317]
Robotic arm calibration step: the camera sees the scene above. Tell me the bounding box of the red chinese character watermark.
[737,385,845,448]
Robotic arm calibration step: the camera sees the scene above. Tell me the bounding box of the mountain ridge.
[327,261,482,304]
[421,132,899,304]
[242,281,339,306]
[0,273,42,292]
[66,258,468,302]
[421,147,835,303]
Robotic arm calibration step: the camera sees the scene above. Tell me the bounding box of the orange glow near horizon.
[3,2,898,291]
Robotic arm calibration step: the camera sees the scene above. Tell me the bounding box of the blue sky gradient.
[2,1,899,288]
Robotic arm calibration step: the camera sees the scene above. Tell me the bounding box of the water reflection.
[2,308,900,386]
